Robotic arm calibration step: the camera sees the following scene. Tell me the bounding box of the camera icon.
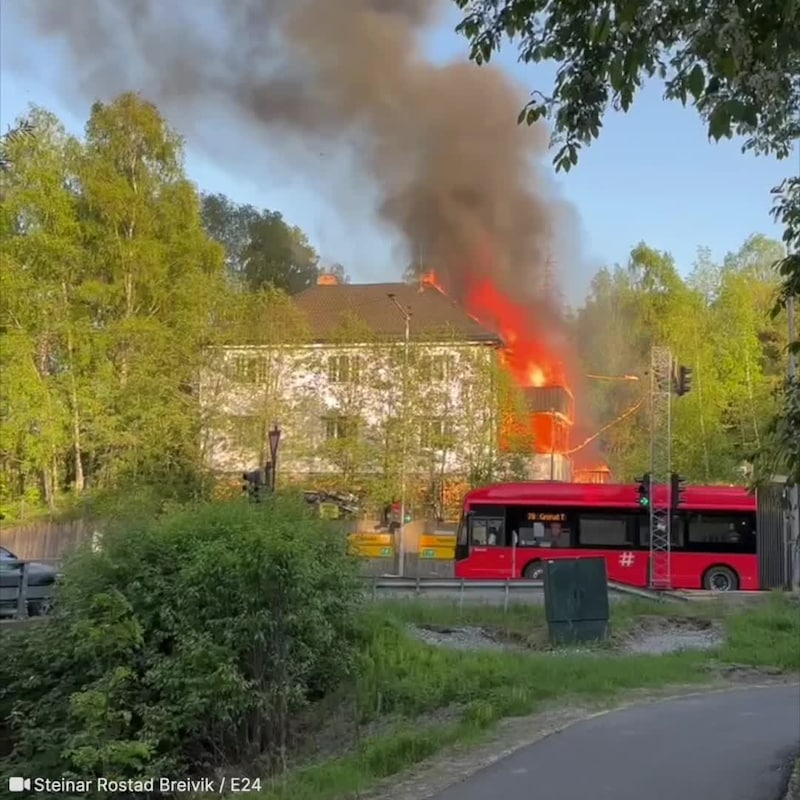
[8,777,31,792]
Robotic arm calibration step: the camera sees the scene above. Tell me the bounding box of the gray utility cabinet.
[543,557,610,645]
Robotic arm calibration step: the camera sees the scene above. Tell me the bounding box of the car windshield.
[0,546,14,559]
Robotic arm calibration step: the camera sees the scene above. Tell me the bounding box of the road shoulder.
[364,672,799,800]
[786,756,800,800]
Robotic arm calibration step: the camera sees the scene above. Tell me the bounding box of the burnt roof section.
[292,282,503,344]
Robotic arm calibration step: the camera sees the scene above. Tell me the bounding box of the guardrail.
[359,575,685,607]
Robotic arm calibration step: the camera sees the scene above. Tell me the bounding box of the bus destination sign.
[527,512,567,523]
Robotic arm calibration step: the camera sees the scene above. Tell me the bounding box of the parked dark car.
[0,546,59,617]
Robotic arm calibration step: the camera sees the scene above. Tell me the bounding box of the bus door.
[464,508,510,578]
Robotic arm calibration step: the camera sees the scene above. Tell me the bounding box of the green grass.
[367,595,725,645]
[254,594,800,800]
[721,593,800,670]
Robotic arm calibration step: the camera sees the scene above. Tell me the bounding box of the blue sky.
[1,3,792,301]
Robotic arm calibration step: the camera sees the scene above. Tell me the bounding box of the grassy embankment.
[257,594,800,800]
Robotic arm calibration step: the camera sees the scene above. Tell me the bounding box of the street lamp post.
[267,422,282,492]
[387,293,411,577]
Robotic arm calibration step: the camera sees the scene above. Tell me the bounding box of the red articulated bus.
[454,482,758,591]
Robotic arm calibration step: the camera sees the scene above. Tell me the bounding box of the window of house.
[577,514,633,548]
[324,415,356,440]
[418,354,453,383]
[231,354,267,384]
[420,417,453,449]
[328,355,360,384]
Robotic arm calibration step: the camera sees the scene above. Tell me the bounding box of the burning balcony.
[523,385,574,423]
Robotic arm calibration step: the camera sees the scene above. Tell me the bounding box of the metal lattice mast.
[649,346,673,589]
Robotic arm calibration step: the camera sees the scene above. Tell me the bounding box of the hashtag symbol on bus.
[619,552,635,567]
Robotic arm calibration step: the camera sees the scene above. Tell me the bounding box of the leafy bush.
[0,495,363,795]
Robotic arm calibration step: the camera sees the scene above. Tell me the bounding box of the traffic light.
[636,473,652,508]
[676,365,693,396]
[670,472,687,510]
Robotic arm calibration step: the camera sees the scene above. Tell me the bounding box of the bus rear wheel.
[523,561,544,580]
[703,565,739,592]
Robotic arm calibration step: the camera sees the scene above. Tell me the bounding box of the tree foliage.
[0,498,362,789]
[572,235,790,481]
[0,95,227,515]
[454,0,800,481]
[201,193,328,294]
[455,0,799,169]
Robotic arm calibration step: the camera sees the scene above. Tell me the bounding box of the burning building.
[421,269,588,481]
[463,276,577,481]
[19,0,613,483]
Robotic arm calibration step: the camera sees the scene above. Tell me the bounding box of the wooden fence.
[0,518,95,560]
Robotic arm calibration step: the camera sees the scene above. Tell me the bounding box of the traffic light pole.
[649,346,673,589]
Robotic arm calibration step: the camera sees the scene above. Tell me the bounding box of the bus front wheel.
[703,565,739,592]
[523,561,544,580]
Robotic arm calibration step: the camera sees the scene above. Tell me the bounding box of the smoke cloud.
[9,0,573,302]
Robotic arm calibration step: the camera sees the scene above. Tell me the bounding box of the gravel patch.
[409,615,726,657]
[410,625,508,650]
[623,629,723,655]
[620,616,724,655]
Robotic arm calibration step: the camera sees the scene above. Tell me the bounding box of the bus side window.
[486,518,505,546]
[470,520,488,546]
[638,514,684,548]
[469,517,505,546]
[577,514,632,548]
[686,513,756,553]
[516,520,570,547]
[548,522,571,548]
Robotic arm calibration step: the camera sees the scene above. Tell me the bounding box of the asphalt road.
[433,684,800,800]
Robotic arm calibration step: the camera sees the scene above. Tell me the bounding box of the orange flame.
[423,253,610,478]
[464,278,567,388]
[459,276,572,456]
[421,269,446,293]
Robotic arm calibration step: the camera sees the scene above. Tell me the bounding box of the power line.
[564,400,643,456]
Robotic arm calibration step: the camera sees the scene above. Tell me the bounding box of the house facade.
[200,275,515,506]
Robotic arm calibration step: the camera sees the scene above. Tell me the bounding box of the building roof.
[292,281,503,345]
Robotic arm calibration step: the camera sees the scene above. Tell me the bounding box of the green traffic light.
[639,498,649,507]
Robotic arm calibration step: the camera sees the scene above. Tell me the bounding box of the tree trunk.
[62,288,85,493]
[71,399,85,492]
[41,463,55,511]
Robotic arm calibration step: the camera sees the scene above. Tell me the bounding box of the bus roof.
[463,481,756,512]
